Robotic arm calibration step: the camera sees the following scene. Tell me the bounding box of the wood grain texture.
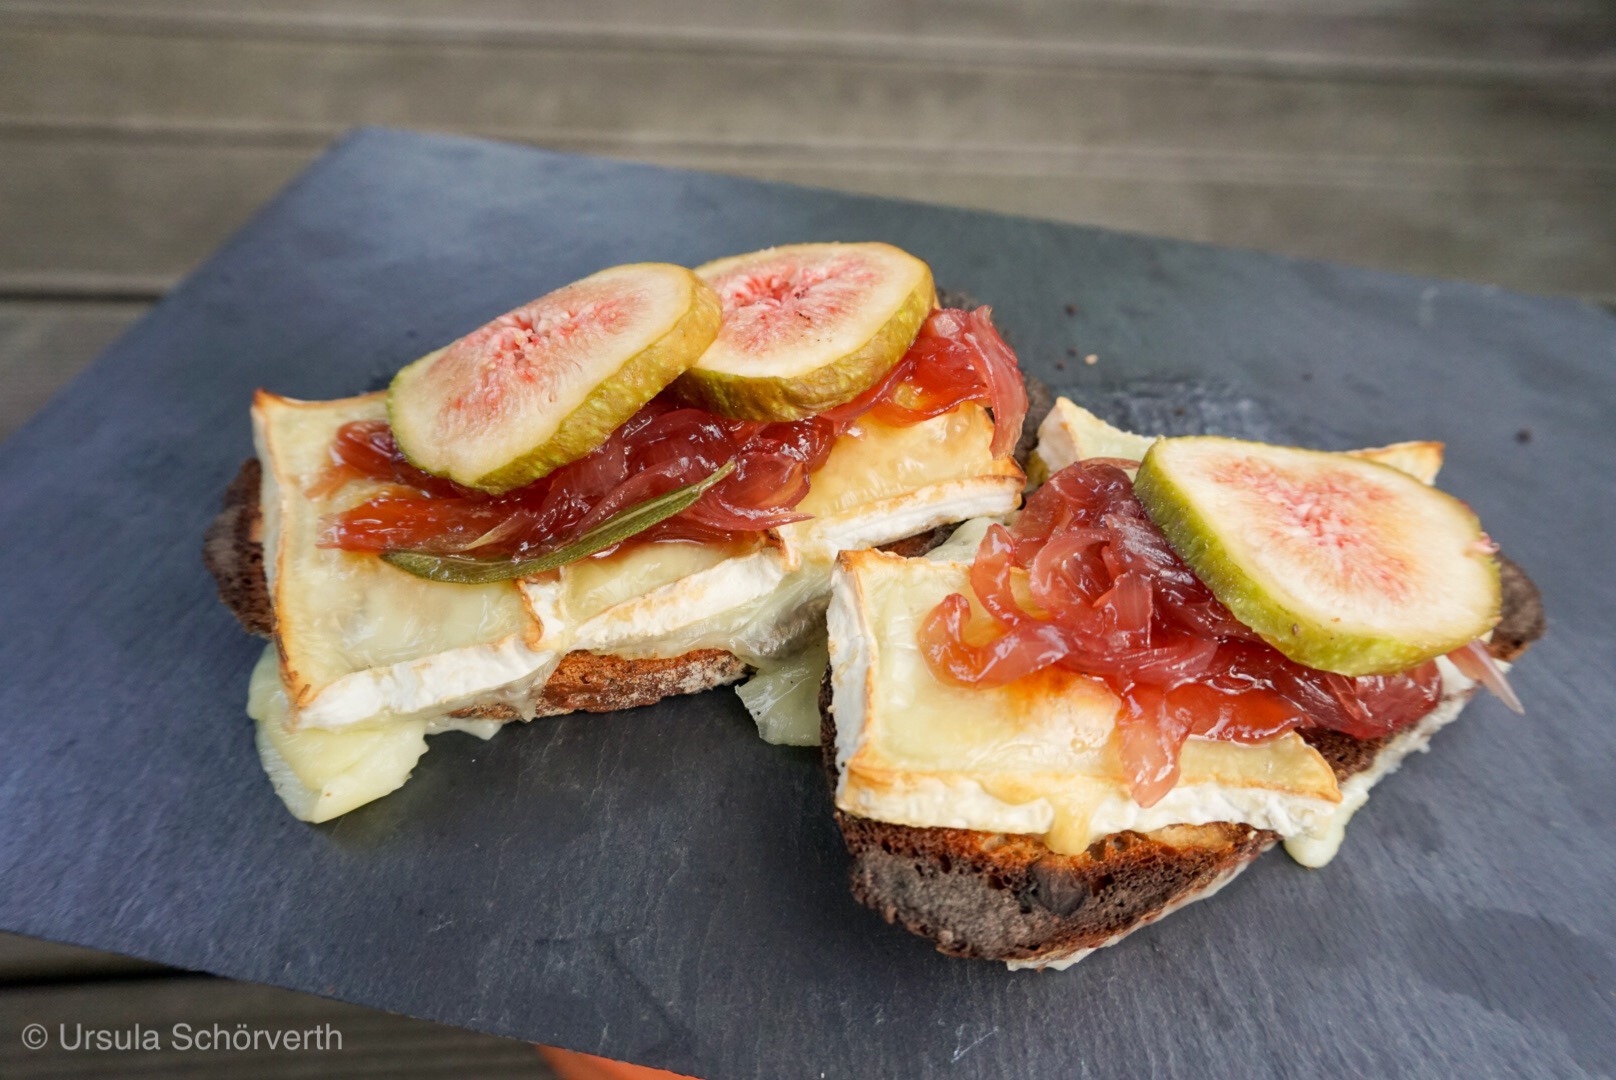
[0,1,1611,299]
[3,0,1613,79]
[5,130,1614,302]
[4,17,1610,160]
[0,132,307,297]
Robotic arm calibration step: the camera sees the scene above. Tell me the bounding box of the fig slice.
[672,242,936,420]
[388,263,721,493]
[1133,437,1500,676]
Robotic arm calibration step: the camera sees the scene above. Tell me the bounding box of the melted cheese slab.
[246,646,508,822]
[250,393,1023,817]
[255,392,559,729]
[520,535,800,660]
[828,549,1344,856]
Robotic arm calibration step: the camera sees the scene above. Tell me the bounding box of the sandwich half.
[206,244,1030,821]
[822,398,1542,968]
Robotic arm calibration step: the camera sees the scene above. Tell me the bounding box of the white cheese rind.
[292,636,562,730]
[769,518,1001,753]
[522,540,796,659]
[1032,398,1155,475]
[830,551,1095,837]
[827,562,876,783]
[254,392,559,730]
[789,480,1021,560]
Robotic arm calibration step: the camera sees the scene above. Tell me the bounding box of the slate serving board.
[1,129,1612,1080]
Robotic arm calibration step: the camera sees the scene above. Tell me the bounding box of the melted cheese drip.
[734,520,1002,747]
[247,646,428,823]
[737,634,830,746]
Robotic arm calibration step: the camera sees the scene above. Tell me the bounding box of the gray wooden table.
[1,1,1611,1076]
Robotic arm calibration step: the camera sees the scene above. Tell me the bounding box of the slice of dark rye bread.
[818,567,1544,967]
[202,457,953,720]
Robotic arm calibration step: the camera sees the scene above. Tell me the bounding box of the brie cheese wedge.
[828,550,1346,857]
[250,391,1023,819]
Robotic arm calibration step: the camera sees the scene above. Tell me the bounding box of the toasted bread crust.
[536,649,749,716]
[203,458,273,637]
[821,563,1543,966]
[838,811,1273,962]
[1491,552,1546,663]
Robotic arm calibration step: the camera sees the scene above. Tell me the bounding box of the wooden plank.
[0,301,151,440]
[0,132,312,296]
[737,154,1616,299]
[0,977,552,1077]
[0,5,1609,299]
[0,933,166,983]
[1,22,1610,164]
[3,132,1612,302]
[2,0,1612,81]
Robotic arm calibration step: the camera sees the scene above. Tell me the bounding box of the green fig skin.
[671,276,934,421]
[388,270,722,495]
[1133,437,1501,677]
[670,243,937,422]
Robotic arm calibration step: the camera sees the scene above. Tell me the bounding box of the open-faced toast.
[818,398,1542,968]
